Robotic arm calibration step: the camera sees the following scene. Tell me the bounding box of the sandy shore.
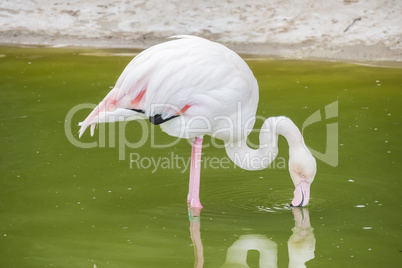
[0,0,401,62]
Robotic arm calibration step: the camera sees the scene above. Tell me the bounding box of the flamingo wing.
[79,35,257,138]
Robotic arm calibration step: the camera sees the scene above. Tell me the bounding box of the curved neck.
[225,116,304,170]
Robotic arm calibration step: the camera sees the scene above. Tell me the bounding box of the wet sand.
[0,0,401,62]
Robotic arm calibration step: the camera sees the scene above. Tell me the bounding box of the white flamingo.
[79,35,316,209]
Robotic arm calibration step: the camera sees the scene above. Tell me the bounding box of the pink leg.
[187,137,203,209]
[187,142,195,203]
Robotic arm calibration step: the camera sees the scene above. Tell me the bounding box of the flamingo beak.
[291,181,311,207]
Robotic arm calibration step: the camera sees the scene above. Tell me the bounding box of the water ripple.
[202,175,294,216]
[202,173,360,216]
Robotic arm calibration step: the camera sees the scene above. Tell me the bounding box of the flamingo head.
[289,147,317,207]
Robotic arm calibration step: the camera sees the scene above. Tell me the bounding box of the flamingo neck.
[225,116,304,170]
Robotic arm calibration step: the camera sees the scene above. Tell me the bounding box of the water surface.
[0,47,401,267]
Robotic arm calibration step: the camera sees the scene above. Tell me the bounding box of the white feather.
[79,35,258,141]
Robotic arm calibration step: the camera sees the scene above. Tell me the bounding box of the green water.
[0,47,401,267]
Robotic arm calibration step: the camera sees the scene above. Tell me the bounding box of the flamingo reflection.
[188,207,315,268]
[288,208,316,268]
[189,208,204,268]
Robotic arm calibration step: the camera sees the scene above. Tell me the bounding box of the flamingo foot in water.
[188,205,203,218]
[189,200,203,209]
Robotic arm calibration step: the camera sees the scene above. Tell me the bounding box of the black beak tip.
[290,202,303,208]
[290,188,305,207]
